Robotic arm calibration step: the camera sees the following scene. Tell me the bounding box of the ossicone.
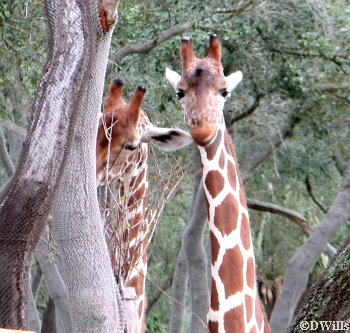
[109,78,124,99]
[180,36,195,70]
[207,34,221,62]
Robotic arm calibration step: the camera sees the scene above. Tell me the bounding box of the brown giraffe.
[96,79,191,332]
[165,35,270,333]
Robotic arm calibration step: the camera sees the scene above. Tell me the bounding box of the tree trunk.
[270,163,350,333]
[36,237,72,333]
[184,185,210,333]
[169,147,209,333]
[41,298,57,333]
[288,234,350,332]
[48,0,123,332]
[0,0,121,329]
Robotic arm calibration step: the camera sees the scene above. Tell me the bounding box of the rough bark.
[48,1,123,332]
[269,163,350,333]
[287,234,350,332]
[0,0,122,329]
[0,0,90,327]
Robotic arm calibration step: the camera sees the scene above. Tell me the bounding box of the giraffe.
[96,79,192,332]
[165,35,270,333]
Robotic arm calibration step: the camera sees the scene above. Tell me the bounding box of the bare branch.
[305,176,328,213]
[247,199,313,235]
[106,22,193,78]
[0,127,15,177]
[247,198,336,257]
[228,92,266,126]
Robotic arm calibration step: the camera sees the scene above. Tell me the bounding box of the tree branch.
[228,92,265,125]
[247,199,336,257]
[305,176,328,213]
[106,21,193,78]
[0,127,15,178]
[247,199,313,235]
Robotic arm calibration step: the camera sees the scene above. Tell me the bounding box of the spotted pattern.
[174,34,269,333]
[200,124,267,333]
[98,113,151,333]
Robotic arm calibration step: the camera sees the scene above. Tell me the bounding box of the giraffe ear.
[225,71,243,92]
[141,127,192,151]
[165,68,182,89]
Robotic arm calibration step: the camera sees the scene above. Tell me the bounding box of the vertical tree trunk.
[169,246,189,333]
[41,298,57,333]
[49,0,123,332]
[169,148,209,333]
[0,0,122,329]
[36,238,72,333]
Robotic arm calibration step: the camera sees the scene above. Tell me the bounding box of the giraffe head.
[96,79,146,182]
[165,34,242,146]
[96,79,192,184]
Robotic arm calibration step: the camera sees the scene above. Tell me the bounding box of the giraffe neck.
[114,143,149,333]
[199,123,265,333]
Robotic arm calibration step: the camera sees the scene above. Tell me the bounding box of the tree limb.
[0,127,15,178]
[248,199,313,235]
[305,176,328,213]
[106,21,193,78]
[247,199,336,257]
[228,92,266,126]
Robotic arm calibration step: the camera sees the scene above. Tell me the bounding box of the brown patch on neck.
[219,150,225,169]
[240,213,252,251]
[205,170,225,199]
[203,129,222,159]
[245,294,254,322]
[219,246,244,298]
[208,320,219,333]
[246,257,256,289]
[224,304,245,332]
[213,194,239,236]
[211,278,220,311]
[210,231,220,265]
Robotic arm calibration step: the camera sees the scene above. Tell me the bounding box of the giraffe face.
[165,35,242,146]
[96,79,146,182]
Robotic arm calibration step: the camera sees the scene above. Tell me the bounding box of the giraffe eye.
[220,89,230,99]
[176,89,185,100]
